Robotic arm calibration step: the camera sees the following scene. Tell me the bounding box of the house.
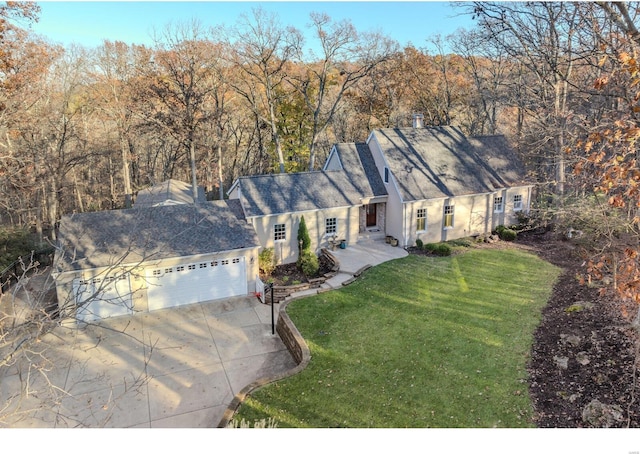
[52,196,260,323]
[229,124,531,263]
[364,125,531,247]
[227,142,387,265]
[53,123,530,323]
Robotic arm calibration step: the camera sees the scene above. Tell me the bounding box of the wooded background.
[1,2,639,252]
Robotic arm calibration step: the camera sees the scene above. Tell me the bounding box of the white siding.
[250,207,360,265]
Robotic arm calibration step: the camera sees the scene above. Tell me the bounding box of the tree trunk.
[73,168,85,213]
[189,137,198,204]
[218,142,224,201]
[121,136,132,209]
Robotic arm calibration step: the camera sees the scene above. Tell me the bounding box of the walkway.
[284,238,409,299]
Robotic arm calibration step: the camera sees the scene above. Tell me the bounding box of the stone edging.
[217,249,373,428]
[270,249,340,303]
[216,293,312,428]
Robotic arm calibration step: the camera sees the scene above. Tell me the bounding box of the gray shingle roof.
[134,179,205,208]
[54,201,259,273]
[235,171,359,217]
[370,127,527,201]
[332,143,387,198]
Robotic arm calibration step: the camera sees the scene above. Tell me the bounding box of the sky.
[30,1,476,52]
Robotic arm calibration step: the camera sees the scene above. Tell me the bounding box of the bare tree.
[288,12,398,170]
[145,19,222,202]
[227,7,301,174]
[89,41,153,208]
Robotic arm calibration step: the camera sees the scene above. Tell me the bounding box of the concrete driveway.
[1,238,407,428]
[0,296,296,428]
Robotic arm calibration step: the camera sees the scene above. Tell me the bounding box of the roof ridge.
[239,170,325,180]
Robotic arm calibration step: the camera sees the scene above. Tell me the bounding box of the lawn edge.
[217,296,312,428]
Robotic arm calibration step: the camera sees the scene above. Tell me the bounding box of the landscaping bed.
[517,230,640,428]
[262,252,334,287]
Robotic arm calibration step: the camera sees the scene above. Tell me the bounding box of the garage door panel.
[73,275,134,323]
[146,257,247,311]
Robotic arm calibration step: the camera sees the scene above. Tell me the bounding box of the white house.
[52,189,260,323]
[229,124,531,263]
[53,123,531,323]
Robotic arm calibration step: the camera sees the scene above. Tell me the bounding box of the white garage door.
[146,256,247,311]
[73,274,134,323]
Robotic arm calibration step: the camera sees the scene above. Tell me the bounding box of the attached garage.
[53,195,260,324]
[146,256,247,311]
[73,274,134,322]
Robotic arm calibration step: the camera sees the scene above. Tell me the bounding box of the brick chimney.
[412,113,424,128]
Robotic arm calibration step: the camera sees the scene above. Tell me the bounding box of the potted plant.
[340,239,347,249]
[390,237,398,247]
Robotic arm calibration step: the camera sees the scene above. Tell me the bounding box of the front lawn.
[233,248,561,427]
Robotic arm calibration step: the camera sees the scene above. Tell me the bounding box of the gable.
[331,143,387,199]
[370,127,527,201]
[134,179,206,208]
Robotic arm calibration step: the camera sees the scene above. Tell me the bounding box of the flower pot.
[390,238,398,247]
[339,239,347,249]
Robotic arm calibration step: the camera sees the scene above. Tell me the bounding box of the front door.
[366,204,377,227]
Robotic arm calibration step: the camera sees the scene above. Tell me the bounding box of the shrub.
[495,225,507,235]
[499,228,517,242]
[297,250,319,277]
[423,242,452,256]
[423,242,437,252]
[434,243,452,256]
[415,239,423,249]
[297,216,311,252]
[0,227,38,270]
[259,248,276,275]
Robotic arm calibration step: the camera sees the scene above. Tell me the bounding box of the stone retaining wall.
[270,249,340,303]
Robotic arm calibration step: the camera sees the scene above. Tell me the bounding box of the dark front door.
[366,204,377,227]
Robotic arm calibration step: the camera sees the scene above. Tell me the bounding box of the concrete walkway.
[0,239,407,428]
[285,239,408,299]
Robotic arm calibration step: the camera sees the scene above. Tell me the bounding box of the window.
[513,194,523,211]
[494,196,504,213]
[221,259,229,265]
[325,217,337,236]
[384,167,389,183]
[188,264,196,270]
[416,208,427,232]
[232,258,240,264]
[211,261,218,267]
[444,205,454,229]
[176,266,184,272]
[274,223,286,241]
[152,270,161,276]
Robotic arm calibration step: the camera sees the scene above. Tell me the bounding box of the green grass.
[234,248,561,428]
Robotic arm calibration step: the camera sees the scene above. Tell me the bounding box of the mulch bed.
[262,253,334,286]
[518,230,640,428]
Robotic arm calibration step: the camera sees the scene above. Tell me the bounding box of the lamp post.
[268,282,275,335]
